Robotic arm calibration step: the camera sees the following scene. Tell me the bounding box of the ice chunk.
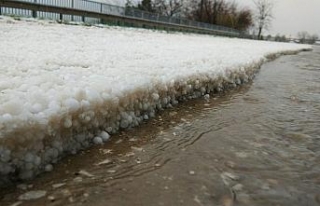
[152,93,160,101]
[100,131,110,142]
[31,103,43,114]
[63,117,73,128]
[93,136,103,144]
[45,164,53,172]
[25,153,35,163]
[120,120,129,129]
[64,98,80,112]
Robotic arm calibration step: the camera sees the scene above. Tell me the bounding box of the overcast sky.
[237,0,320,37]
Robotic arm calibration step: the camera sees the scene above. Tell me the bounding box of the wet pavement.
[1,47,320,206]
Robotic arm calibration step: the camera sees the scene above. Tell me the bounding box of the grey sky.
[237,0,320,37]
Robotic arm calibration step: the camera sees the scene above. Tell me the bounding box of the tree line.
[126,0,319,44]
[126,0,254,32]
[297,31,319,44]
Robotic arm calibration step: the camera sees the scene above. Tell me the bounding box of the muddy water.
[1,47,320,206]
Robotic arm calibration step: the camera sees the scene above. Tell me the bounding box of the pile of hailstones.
[0,74,251,182]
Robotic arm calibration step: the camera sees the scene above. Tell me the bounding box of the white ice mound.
[0,17,311,184]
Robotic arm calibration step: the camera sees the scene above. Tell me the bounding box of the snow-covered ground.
[0,16,310,183]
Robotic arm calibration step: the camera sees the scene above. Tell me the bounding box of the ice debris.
[18,190,47,200]
[0,17,311,185]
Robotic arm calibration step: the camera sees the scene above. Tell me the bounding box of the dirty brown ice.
[1,47,320,206]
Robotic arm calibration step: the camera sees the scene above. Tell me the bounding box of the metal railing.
[0,0,240,36]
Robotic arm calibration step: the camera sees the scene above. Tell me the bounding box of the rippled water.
[1,47,320,206]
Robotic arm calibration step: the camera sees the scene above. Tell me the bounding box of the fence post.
[32,0,37,18]
[100,3,103,23]
[71,0,74,21]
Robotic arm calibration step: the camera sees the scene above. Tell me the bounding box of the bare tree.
[187,0,230,24]
[185,0,252,31]
[154,0,184,17]
[236,9,253,31]
[254,0,273,39]
[297,31,309,44]
[199,0,205,21]
[137,0,155,12]
[297,31,319,44]
[310,34,319,44]
[185,0,205,21]
[226,3,253,31]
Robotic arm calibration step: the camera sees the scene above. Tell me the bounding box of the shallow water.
[1,47,320,206]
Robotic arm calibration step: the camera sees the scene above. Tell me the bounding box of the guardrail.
[0,0,240,37]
